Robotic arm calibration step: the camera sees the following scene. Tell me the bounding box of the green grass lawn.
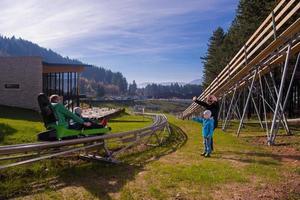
[0,106,299,199]
[0,106,44,145]
[87,99,192,114]
[135,99,191,114]
[109,113,152,133]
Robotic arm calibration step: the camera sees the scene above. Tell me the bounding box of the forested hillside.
[0,35,128,95]
[201,0,276,88]
[0,35,201,98]
[0,36,81,64]
[138,83,202,99]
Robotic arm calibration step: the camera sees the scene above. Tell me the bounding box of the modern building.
[0,56,86,110]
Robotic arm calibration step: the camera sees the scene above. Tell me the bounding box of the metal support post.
[269,45,291,145]
[222,86,237,131]
[237,69,258,136]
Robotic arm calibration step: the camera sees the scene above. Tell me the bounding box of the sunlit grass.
[0,106,299,199]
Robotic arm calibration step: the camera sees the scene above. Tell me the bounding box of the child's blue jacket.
[192,117,214,138]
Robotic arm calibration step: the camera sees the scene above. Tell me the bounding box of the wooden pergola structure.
[183,0,300,145]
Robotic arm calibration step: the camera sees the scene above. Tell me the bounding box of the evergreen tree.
[201,27,225,88]
[96,84,105,97]
[128,80,137,96]
[201,0,276,89]
[143,83,201,99]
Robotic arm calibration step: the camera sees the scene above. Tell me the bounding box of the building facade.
[0,56,85,110]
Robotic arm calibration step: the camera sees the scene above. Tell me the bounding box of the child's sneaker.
[204,153,210,157]
[201,152,206,156]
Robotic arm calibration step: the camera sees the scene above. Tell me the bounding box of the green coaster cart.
[37,93,111,141]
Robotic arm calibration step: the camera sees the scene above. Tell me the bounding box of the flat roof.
[42,62,91,73]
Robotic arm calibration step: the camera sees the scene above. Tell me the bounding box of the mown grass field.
[0,105,299,199]
[84,99,191,114]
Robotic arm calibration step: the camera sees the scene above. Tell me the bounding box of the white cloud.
[0,0,237,83]
[0,0,236,51]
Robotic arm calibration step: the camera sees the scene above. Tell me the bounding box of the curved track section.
[0,113,170,170]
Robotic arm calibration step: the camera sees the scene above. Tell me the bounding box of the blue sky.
[0,0,238,84]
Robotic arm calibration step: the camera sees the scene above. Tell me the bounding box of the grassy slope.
[85,99,191,114]
[118,117,292,200]
[0,106,44,145]
[0,106,153,199]
[135,100,191,114]
[0,106,299,199]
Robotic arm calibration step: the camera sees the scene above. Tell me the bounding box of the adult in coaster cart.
[37,93,111,141]
[192,95,219,151]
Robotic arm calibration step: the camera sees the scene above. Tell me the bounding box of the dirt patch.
[213,173,300,200]
[158,152,186,164]
[213,135,300,200]
[250,135,300,166]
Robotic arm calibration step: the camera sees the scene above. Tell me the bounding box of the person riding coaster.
[37,93,111,141]
[73,107,108,128]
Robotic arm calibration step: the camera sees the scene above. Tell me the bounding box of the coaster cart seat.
[37,93,111,141]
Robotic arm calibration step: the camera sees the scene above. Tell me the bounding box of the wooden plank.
[230,44,299,94]
[217,39,300,96]
[205,17,300,99]
[186,38,300,115]
[198,0,292,99]
[184,1,299,116]
[198,1,298,101]
[246,0,296,54]
[244,0,288,47]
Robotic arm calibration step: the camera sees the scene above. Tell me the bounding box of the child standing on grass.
[192,110,215,157]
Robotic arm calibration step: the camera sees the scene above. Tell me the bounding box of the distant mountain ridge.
[0,35,202,96]
[189,78,202,85]
[0,36,81,64]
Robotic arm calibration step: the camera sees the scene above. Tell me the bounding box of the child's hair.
[74,107,82,116]
[203,110,212,118]
[49,94,60,103]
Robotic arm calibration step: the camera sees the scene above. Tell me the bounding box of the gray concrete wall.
[0,57,43,110]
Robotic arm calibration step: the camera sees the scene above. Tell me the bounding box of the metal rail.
[0,113,170,169]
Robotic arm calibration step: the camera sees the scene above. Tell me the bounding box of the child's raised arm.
[192,117,204,124]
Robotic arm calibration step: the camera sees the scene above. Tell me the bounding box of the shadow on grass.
[0,123,188,199]
[273,141,300,147]
[0,105,42,122]
[0,160,142,200]
[120,123,188,165]
[242,133,300,146]
[220,150,300,165]
[59,162,142,200]
[224,121,300,133]
[0,123,17,142]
